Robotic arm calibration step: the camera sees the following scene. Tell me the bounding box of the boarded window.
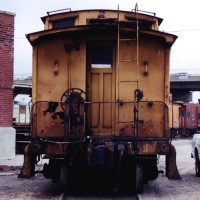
[180,110,185,117]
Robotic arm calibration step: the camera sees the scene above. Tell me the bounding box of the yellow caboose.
[19,6,181,193]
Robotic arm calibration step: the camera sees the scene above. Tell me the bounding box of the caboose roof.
[40,9,163,25]
[26,9,177,46]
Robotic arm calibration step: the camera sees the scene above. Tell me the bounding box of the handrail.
[47,8,71,16]
[131,8,156,17]
[32,100,168,107]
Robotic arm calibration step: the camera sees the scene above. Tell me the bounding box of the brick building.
[0,11,15,159]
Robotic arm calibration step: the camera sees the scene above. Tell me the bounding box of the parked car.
[191,133,200,176]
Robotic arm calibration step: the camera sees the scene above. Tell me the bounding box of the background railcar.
[19,7,181,194]
[169,103,181,137]
[179,103,200,136]
[13,101,31,153]
[170,102,200,137]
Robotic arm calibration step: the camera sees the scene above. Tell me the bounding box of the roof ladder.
[117,3,139,64]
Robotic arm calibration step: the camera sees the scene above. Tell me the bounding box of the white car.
[191,134,200,176]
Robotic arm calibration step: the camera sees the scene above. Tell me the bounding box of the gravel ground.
[0,138,198,199]
[0,173,137,200]
[0,173,62,200]
[138,137,199,200]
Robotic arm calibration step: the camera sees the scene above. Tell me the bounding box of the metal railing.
[14,74,32,81]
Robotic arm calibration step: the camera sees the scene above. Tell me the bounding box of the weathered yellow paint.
[27,9,177,139]
[169,103,181,129]
[42,10,160,30]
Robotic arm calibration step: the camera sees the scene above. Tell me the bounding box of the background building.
[0,11,15,159]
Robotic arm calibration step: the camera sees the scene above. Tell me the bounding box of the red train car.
[178,103,200,136]
[197,106,200,129]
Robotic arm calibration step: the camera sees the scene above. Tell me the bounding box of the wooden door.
[87,43,115,135]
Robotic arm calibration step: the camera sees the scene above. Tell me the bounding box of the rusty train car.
[19,6,181,193]
[179,103,200,136]
[170,102,200,137]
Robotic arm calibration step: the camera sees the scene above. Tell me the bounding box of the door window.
[91,45,113,68]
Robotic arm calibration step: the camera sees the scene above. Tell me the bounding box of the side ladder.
[116,4,140,138]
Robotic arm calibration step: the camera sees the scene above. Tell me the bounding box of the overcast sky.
[1,0,200,76]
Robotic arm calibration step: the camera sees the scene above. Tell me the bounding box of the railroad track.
[58,192,65,200]
[57,192,139,200]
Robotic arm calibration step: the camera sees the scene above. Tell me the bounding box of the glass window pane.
[53,19,74,28]
[91,45,112,68]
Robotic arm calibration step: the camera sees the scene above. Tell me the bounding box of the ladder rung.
[119,39,137,41]
[119,59,138,62]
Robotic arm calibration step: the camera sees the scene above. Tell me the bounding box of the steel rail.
[58,192,65,200]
